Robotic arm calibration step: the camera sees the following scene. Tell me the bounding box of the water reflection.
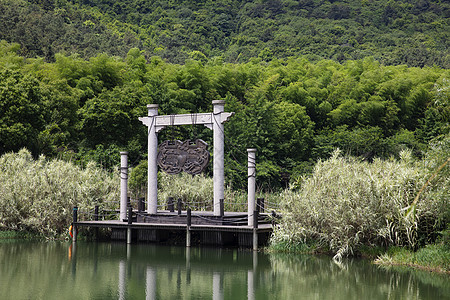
[70,242,77,276]
[0,241,448,300]
[146,266,156,300]
[110,244,260,299]
[213,272,223,300]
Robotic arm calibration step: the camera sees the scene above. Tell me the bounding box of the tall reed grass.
[157,172,280,212]
[271,149,448,260]
[0,149,119,237]
[158,172,214,210]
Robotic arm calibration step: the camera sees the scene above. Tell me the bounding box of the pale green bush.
[157,172,249,211]
[158,172,214,210]
[421,135,450,225]
[0,149,119,236]
[157,172,282,212]
[223,188,280,212]
[272,149,448,260]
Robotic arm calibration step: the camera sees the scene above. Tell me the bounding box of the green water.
[0,241,448,300]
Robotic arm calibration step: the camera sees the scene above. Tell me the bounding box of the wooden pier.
[71,101,278,249]
[73,209,274,249]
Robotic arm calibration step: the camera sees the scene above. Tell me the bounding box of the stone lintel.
[138,112,234,132]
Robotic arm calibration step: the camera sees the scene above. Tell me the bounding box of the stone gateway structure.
[72,100,272,250]
[138,100,234,216]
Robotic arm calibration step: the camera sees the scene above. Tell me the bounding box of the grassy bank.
[373,227,450,274]
[374,244,449,274]
[268,238,450,274]
[0,230,43,241]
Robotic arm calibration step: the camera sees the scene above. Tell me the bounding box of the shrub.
[0,149,119,237]
[375,243,450,273]
[271,149,448,260]
[157,172,214,210]
[156,171,281,212]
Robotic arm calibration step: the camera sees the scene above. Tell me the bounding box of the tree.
[0,69,45,155]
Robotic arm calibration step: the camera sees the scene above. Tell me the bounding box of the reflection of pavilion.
[68,243,265,299]
[133,247,259,300]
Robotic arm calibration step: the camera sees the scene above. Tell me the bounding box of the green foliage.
[0,69,45,155]
[375,243,450,273]
[0,149,119,237]
[414,244,450,272]
[0,2,447,248]
[0,230,42,240]
[0,0,143,61]
[157,172,214,210]
[128,159,147,199]
[0,40,24,68]
[1,0,449,67]
[75,144,121,170]
[0,39,447,189]
[271,149,448,260]
[313,126,390,160]
[420,134,450,233]
[268,239,316,254]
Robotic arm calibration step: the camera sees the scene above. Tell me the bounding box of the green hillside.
[1,0,449,67]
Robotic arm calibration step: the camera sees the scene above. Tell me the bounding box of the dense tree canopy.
[0,68,45,154]
[0,0,449,67]
[0,40,448,189]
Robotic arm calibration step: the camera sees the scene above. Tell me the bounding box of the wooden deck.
[73,210,274,249]
[76,219,273,232]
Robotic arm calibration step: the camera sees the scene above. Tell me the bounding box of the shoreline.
[267,240,450,275]
[373,260,449,275]
[2,229,449,275]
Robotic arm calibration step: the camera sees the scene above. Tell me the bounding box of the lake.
[0,241,448,299]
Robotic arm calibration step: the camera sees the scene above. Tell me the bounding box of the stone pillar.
[247,149,256,226]
[213,100,225,216]
[147,104,159,214]
[120,152,128,221]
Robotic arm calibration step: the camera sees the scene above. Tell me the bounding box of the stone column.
[247,149,256,226]
[147,104,159,214]
[120,151,128,221]
[212,100,225,216]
